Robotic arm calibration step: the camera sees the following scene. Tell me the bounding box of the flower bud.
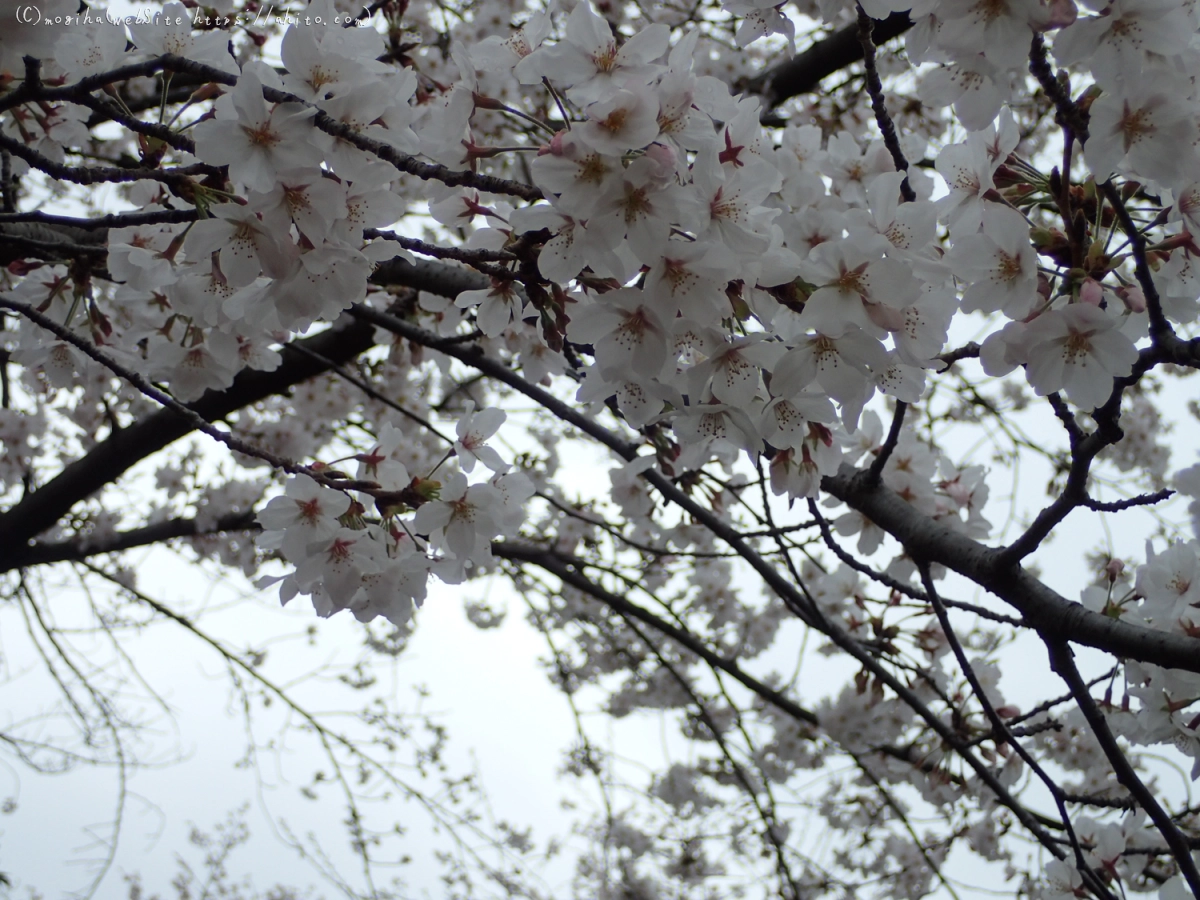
[992,164,1026,188]
[412,477,442,502]
[643,142,677,181]
[472,92,504,111]
[1037,0,1077,30]
[538,130,567,156]
[1116,284,1147,313]
[1105,558,1126,582]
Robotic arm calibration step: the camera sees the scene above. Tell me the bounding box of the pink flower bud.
[1117,284,1147,313]
[1105,558,1126,582]
[1032,0,1080,29]
[1079,277,1104,307]
[644,142,677,179]
[539,130,567,157]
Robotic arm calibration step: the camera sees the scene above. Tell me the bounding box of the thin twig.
[856,8,914,202]
[867,400,907,483]
[1047,639,1200,898]
[920,566,1117,900]
[0,298,373,494]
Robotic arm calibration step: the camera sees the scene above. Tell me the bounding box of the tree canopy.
[3,0,1200,897]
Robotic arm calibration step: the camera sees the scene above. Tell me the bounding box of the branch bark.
[823,465,1200,675]
[743,11,913,110]
[0,512,257,572]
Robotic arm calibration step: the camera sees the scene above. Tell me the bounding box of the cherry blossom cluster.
[4,0,1200,894]
[254,407,534,624]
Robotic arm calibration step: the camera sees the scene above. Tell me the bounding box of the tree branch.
[856,8,915,201]
[498,541,820,726]
[744,12,913,111]
[0,512,257,573]
[1047,640,1200,897]
[0,257,492,565]
[822,465,1200,675]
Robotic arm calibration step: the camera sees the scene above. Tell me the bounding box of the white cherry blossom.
[568,288,672,379]
[193,71,321,193]
[258,476,353,560]
[454,404,509,474]
[948,205,1039,319]
[128,1,237,72]
[1084,74,1199,186]
[1023,304,1140,409]
[578,90,661,155]
[529,3,669,104]
[412,472,503,562]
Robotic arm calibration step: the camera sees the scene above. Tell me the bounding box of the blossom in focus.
[193,71,322,193]
[1022,304,1139,409]
[526,2,669,104]
[454,404,509,474]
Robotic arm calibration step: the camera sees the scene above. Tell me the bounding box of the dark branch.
[2,512,258,572]
[1082,490,1174,513]
[822,464,1200,675]
[856,8,915,201]
[499,541,820,726]
[745,11,913,111]
[1048,640,1200,898]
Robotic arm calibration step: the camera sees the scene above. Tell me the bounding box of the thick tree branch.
[1048,640,1200,897]
[0,209,199,230]
[744,12,913,111]
[822,465,1200,675]
[1,512,257,572]
[1,298,378,492]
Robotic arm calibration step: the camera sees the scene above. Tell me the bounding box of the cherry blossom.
[531,133,623,219]
[935,134,1000,237]
[454,404,509,474]
[193,71,322,192]
[473,11,552,80]
[528,2,669,104]
[567,288,671,378]
[127,1,237,72]
[1023,304,1140,409]
[586,157,685,262]
[1083,73,1199,185]
[412,471,503,562]
[577,90,661,155]
[455,278,526,338]
[948,206,1040,319]
[1054,0,1193,81]
[185,203,300,289]
[680,146,776,256]
[918,55,1009,132]
[258,475,353,560]
[796,239,920,336]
